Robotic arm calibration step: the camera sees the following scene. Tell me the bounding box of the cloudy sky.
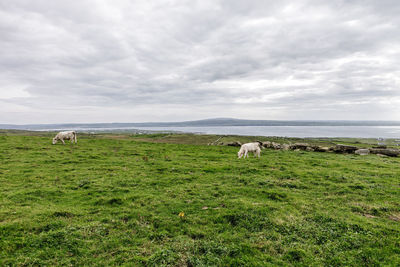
[1,0,400,124]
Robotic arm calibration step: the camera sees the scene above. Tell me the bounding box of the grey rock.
[370,148,399,157]
[262,141,272,148]
[314,146,329,152]
[271,142,281,149]
[281,144,290,151]
[355,149,370,155]
[333,144,359,153]
[290,143,310,150]
[225,141,242,147]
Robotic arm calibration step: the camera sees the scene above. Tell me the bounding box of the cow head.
[52,138,57,145]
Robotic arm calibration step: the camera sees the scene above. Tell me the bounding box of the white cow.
[52,131,77,145]
[238,142,262,158]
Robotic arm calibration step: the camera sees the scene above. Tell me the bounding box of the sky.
[1,0,400,124]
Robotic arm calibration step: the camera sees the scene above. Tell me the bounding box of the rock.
[281,144,290,151]
[373,145,387,149]
[271,142,281,149]
[355,149,370,155]
[332,144,359,153]
[290,143,310,150]
[262,141,272,148]
[370,148,400,157]
[314,146,329,152]
[225,141,242,147]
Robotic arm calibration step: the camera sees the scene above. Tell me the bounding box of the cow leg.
[61,139,65,145]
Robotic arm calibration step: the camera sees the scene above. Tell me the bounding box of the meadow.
[0,132,399,266]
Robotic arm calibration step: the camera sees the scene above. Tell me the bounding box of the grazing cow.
[238,142,262,158]
[52,131,77,145]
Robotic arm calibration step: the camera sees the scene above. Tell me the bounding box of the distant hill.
[1,118,400,130]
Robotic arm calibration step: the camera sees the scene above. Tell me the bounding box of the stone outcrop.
[373,145,387,149]
[290,143,310,150]
[226,139,398,157]
[281,144,290,151]
[370,148,400,157]
[313,146,330,152]
[262,141,271,148]
[271,142,282,149]
[225,141,242,147]
[262,141,282,149]
[355,149,370,155]
[332,144,359,153]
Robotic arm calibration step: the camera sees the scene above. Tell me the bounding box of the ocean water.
[132,126,400,138]
[38,125,400,138]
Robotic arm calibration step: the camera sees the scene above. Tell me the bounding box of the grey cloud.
[0,0,399,123]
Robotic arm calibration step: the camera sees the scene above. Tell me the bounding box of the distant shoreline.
[2,125,400,139]
[2,118,400,131]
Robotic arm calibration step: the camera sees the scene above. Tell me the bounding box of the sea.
[36,125,400,139]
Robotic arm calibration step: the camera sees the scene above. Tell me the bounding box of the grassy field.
[0,132,399,266]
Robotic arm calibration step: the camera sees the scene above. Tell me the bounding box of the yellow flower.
[178,212,185,218]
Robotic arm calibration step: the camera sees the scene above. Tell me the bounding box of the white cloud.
[0,85,30,99]
[0,0,399,123]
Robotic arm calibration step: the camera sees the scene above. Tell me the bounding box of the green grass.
[0,133,399,266]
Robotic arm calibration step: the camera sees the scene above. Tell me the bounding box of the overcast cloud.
[1,0,400,123]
